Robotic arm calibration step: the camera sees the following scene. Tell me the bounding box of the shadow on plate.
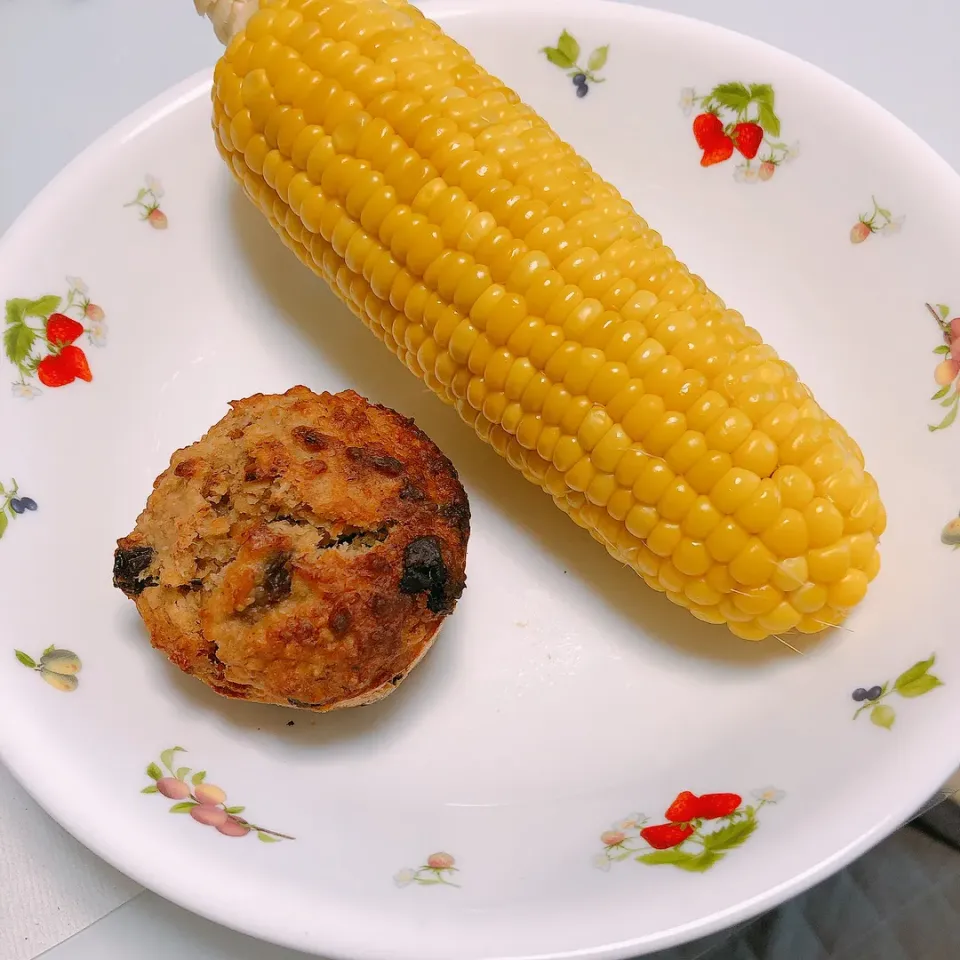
[223,184,827,672]
[122,605,452,747]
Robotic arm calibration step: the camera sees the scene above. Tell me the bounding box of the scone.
[113,386,469,711]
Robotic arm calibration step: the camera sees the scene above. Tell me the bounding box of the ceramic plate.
[2,1,959,957]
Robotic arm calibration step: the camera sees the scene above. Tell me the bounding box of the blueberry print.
[852,655,943,729]
[541,30,609,97]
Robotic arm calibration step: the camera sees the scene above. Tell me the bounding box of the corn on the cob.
[203,0,884,640]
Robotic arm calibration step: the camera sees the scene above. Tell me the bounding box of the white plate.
[2,1,959,957]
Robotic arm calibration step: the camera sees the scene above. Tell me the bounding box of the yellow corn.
[207,0,884,640]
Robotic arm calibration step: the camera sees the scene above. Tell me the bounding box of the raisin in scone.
[113,386,469,712]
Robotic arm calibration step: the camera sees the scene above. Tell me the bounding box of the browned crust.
[114,386,469,712]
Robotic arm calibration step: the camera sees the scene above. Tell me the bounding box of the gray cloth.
[650,799,960,960]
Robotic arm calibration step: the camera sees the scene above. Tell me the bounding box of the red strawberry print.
[45,313,84,346]
[60,345,93,382]
[640,823,695,850]
[147,208,168,230]
[701,136,734,167]
[697,793,742,819]
[733,122,763,159]
[692,112,723,148]
[664,791,702,823]
[37,354,76,388]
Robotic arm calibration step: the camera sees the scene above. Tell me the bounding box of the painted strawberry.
[37,354,76,388]
[640,823,695,850]
[733,122,763,159]
[60,345,93,382]
[147,208,168,230]
[692,112,723,148]
[850,222,872,244]
[701,136,734,167]
[46,313,84,346]
[697,793,742,819]
[664,791,702,823]
[84,302,105,322]
[758,160,776,181]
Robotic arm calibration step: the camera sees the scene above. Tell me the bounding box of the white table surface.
[2,1,959,958]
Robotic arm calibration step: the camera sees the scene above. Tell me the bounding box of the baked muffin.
[113,386,469,711]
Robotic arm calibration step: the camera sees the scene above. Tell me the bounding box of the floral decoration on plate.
[595,788,783,873]
[0,478,36,540]
[927,302,960,432]
[850,197,904,243]
[852,655,943,729]
[124,175,168,229]
[679,83,798,178]
[5,277,106,396]
[14,646,82,692]
[143,746,294,841]
[394,852,459,888]
[540,30,608,97]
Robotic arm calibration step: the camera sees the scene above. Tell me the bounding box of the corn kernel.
[774,465,815,510]
[731,584,782,616]
[647,521,683,557]
[672,538,711,577]
[706,518,749,563]
[633,459,674,504]
[664,430,707,474]
[690,604,727,624]
[606,487,635,522]
[622,394,665,441]
[757,601,801,634]
[659,479,697,522]
[732,430,778,477]
[578,408,614,452]
[705,409,754,454]
[804,498,845,548]
[790,581,827,614]
[552,435,583,472]
[613,446,648,487]
[711,468,761,514]
[685,579,723,607]
[728,538,776,587]
[682,496,721,538]
[658,560,686,594]
[686,451,732,494]
[686,390,729,432]
[706,563,736,595]
[760,508,808,557]
[590,425,630,472]
[644,412,687,457]
[828,569,869,609]
[807,542,851,583]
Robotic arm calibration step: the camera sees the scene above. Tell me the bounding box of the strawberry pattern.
[143,746,293,842]
[679,83,799,180]
[394,852,459,888]
[125,175,168,229]
[850,197,904,243]
[595,789,783,873]
[5,277,106,397]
